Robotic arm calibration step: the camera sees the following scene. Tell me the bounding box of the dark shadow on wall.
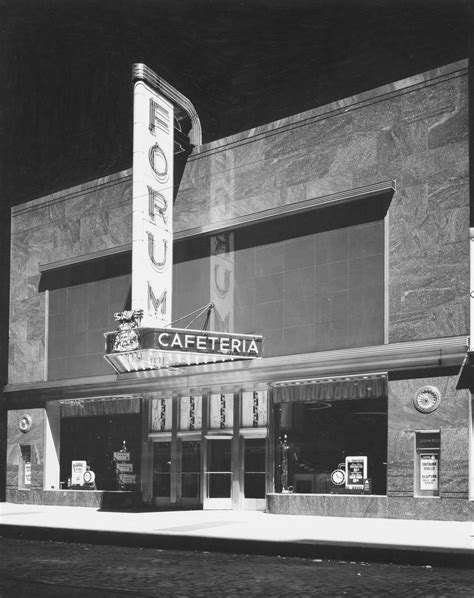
[0,203,11,501]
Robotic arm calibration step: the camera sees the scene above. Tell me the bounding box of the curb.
[1,524,472,569]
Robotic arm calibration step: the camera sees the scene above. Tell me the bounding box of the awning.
[272,373,387,403]
[60,396,140,418]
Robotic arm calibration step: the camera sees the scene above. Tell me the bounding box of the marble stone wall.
[175,60,469,345]
[266,494,473,521]
[387,375,470,501]
[6,489,141,508]
[6,408,45,492]
[9,171,132,384]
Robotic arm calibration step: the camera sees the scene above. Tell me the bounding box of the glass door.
[243,437,266,510]
[180,440,201,507]
[152,441,171,506]
[204,437,232,509]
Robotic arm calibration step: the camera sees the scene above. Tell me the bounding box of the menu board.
[420,453,439,491]
[345,456,367,490]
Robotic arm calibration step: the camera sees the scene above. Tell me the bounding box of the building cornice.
[191,59,468,159]
[3,336,467,403]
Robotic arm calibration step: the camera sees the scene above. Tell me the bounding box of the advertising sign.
[116,462,134,473]
[118,473,137,485]
[345,456,367,490]
[71,460,87,486]
[132,76,174,327]
[419,453,439,491]
[113,451,131,462]
[24,461,31,486]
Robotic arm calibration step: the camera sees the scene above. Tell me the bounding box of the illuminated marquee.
[132,75,174,326]
[104,324,263,374]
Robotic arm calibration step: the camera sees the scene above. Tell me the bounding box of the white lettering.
[148,186,168,224]
[171,333,183,349]
[158,333,170,347]
[220,337,230,352]
[209,336,219,351]
[196,336,207,350]
[148,284,167,318]
[147,232,167,271]
[231,338,241,353]
[247,339,259,355]
[185,334,195,348]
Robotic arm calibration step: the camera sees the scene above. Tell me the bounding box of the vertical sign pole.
[132,80,174,327]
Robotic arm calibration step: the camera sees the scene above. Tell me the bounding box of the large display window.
[275,385,387,496]
[59,401,141,491]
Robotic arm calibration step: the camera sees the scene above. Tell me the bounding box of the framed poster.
[345,456,367,490]
[24,461,31,486]
[419,453,439,491]
[71,460,87,486]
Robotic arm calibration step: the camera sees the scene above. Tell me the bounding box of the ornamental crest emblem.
[113,310,142,352]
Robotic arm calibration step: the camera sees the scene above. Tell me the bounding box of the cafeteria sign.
[104,310,262,374]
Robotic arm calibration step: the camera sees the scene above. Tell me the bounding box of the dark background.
[0,0,471,497]
[2,0,470,205]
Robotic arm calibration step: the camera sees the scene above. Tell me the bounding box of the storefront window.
[59,400,140,491]
[275,395,387,496]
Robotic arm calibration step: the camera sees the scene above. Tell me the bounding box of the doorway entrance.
[204,437,232,509]
[148,391,269,510]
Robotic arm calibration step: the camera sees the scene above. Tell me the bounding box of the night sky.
[2,0,470,206]
[0,0,471,385]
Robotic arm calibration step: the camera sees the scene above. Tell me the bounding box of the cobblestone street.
[0,538,472,597]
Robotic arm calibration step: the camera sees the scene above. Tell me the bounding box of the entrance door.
[152,441,171,507]
[180,440,201,507]
[204,437,232,509]
[242,437,266,510]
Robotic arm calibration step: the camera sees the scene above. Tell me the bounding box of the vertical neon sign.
[132,79,174,326]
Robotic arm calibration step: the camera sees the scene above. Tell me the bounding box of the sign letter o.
[148,143,169,183]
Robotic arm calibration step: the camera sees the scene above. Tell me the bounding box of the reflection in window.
[173,195,387,357]
[43,252,131,381]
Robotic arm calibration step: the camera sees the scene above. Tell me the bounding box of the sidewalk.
[1,502,473,567]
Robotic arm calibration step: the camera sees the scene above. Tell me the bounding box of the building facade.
[4,59,473,520]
